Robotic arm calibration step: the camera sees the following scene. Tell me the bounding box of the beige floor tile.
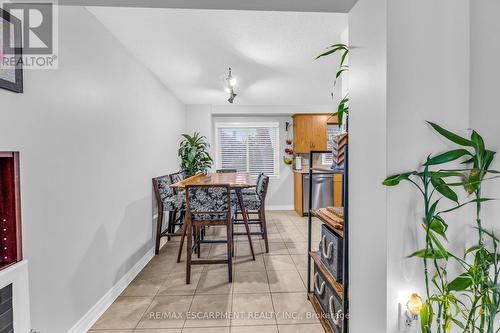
[88,330,133,333]
[91,211,324,331]
[91,296,153,329]
[266,232,284,242]
[134,328,182,333]
[230,325,278,333]
[262,241,289,255]
[157,271,201,295]
[297,270,309,287]
[136,295,192,329]
[290,255,308,271]
[143,255,177,274]
[271,293,317,325]
[233,271,269,294]
[196,270,233,294]
[232,293,276,326]
[183,328,230,333]
[267,270,306,293]
[121,271,165,297]
[284,242,310,255]
[264,255,297,271]
[165,261,205,274]
[235,239,262,257]
[184,294,232,327]
[233,255,266,272]
[277,324,324,333]
[210,243,231,257]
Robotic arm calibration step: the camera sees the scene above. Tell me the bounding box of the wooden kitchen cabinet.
[292,114,333,153]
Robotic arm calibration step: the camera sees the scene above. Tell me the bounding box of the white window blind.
[322,125,343,165]
[215,122,280,178]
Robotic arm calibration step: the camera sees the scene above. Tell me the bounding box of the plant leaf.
[471,130,485,156]
[424,149,472,166]
[428,232,449,259]
[409,248,447,259]
[448,273,473,291]
[383,172,416,186]
[428,216,448,240]
[439,198,494,214]
[427,122,474,147]
[431,176,458,203]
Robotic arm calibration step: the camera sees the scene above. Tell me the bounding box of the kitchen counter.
[292,167,336,174]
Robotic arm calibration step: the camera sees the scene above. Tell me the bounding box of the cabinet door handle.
[322,235,334,259]
[313,272,325,295]
[329,296,343,326]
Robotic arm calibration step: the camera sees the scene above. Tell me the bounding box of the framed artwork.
[0,8,23,93]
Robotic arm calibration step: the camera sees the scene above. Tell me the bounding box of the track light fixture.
[225,67,237,103]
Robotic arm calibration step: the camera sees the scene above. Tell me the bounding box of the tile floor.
[89,211,323,333]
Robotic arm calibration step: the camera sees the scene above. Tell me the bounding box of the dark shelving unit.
[306,148,349,333]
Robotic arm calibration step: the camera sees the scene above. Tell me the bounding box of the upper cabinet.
[292,114,336,153]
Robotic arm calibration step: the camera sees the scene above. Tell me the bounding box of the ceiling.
[89,8,348,105]
[70,0,358,13]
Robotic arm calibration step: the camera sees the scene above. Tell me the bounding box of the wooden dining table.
[170,172,256,260]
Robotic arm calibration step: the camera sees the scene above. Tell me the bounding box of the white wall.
[348,1,387,332]
[387,1,471,332]
[470,0,500,227]
[350,0,477,332]
[0,6,185,333]
[185,104,336,209]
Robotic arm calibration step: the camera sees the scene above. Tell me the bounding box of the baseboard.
[67,247,155,333]
[266,205,294,211]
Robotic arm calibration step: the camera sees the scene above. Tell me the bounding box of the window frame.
[214,121,280,180]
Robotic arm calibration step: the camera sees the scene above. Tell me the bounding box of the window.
[322,125,343,165]
[215,122,280,179]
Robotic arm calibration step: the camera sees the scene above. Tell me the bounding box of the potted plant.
[178,132,213,177]
[383,122,500,333]
[316,43,349,127]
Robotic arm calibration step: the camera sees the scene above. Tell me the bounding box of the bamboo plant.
[383,122,500,333]
[316,43,349,126]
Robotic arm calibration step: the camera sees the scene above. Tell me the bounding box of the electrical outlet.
[398,303,419,332]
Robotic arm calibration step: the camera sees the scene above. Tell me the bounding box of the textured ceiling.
[89,8,348,105]
[70,0,358,13]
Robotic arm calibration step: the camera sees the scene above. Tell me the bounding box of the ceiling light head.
[228,91,237,104]
[225,67,238,103]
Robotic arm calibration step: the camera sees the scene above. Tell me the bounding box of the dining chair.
[168,171,187,238]
[233,173,270,253]
[152,175,186,255]
[169,171,186,185]
[216,169,237,173]
[184,184,235,283]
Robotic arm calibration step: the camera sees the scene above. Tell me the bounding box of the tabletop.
[170,172,256,189]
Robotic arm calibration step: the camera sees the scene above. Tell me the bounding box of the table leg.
[236,188,255,260]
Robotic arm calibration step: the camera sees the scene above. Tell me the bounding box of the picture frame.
[0,8,23,93]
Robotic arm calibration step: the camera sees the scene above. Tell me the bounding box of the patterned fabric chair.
[184,184,236,283]
[169,171,186,187]
[152,175,186,255]
[233,173,270,253]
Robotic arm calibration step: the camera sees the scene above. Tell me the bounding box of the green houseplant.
[178,132,213,177]
[383,122,500,333]
[316,43,349,126]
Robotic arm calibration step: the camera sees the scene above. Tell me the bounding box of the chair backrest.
[256,173,270,200]
[169,171,185,184]
[185,184,231,221]
[216,169,237,173]
[152,175,174,202]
